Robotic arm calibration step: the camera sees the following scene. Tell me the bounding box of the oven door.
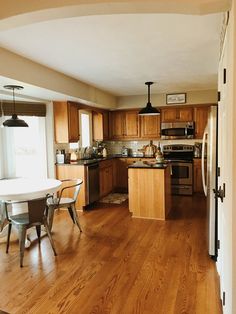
[170,162,193,185]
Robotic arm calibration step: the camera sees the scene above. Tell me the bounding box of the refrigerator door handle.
[202,128,208,196]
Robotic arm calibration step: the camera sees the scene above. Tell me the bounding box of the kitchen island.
[128,161,172,220]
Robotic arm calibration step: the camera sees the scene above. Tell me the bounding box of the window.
[2,116,48,179]
[79,110,92,148]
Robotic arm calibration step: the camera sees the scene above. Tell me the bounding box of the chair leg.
[18,226,27,267]
[6,223,12,253]
[68,206,75,224]
[43,217,57,256]
[47,206,55,232]
[71,204,82,232]
[35,225,41,243]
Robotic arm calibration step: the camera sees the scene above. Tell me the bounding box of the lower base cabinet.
[56,165,87,210]
[99,160,113,197]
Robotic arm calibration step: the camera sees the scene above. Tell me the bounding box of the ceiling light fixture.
[3,85,28,127]
[139,82,160,116]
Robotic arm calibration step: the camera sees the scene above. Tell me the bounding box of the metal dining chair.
[46,179,83,232]
[5,196,57,267]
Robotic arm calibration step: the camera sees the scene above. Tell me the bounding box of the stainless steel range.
[163,144,194,195]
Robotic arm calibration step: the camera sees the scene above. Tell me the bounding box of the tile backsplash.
[104,139,201,155]
[55,139,202,157]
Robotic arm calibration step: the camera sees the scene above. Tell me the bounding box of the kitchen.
[53,98,217,248]
[0,1,235,313]
[54,101,210,199]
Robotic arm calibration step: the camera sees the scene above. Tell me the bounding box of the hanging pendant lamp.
[138,82,160,116]
[3,85,28,127]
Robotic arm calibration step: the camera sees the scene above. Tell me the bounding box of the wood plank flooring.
[0,195,222,314]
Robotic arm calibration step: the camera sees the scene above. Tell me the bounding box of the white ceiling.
[0,13,222,96]
[0,75,89,103]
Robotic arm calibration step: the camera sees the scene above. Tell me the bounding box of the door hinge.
[213,183,226,203]
[223,68,227,84]
[217,239,220,250]
[218,91,221,102]
[217,167,221,177]
[223,291,226,306]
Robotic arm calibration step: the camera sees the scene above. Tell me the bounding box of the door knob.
[213,183,225,203]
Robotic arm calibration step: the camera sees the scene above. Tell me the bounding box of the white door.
[217,30,233,313]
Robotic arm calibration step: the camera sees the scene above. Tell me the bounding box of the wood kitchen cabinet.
[194,106,209,139]
[56,165,87,209]
[161,107,193,122]
[99,160,113,197]
[115,158,129,191]
[110,111,124,139]
[110,110,139,139]
[140,115,161,139]
[114,158,157,192]
[124,110,139,138]
[93,111,109,141]
[53,101,79,143]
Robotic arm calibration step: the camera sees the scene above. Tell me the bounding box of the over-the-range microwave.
[161,122,194,139]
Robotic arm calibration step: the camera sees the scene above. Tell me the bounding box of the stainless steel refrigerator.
[201,105,218,259]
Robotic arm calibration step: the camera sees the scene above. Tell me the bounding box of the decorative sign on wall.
[166,93,186,104]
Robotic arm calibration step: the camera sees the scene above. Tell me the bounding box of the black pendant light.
[139,82,160,116]
[3,85,28,127]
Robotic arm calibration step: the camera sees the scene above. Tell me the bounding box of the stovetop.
[163,144,194,161]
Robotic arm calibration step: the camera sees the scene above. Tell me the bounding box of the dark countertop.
[128,161,169,169]
[55,154,156,166]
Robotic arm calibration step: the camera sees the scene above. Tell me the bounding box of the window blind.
[0,101,46,117]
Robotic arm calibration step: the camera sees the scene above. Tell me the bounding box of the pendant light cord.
[13,87,16,115]
[147,84,150,103]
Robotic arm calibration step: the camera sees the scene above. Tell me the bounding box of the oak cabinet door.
[93,111,110,141]
[103,111,109,140]
[140,115,160,138]
[68,102,79,142]
[54,102,79,143]
[99,160,113,197]
[110,111,124,139]
[123,111,139,138]
[116,158,128,190]
[194,106,209,139]
[161,108,177,122]
[99,165,113,197]
[161,107,193,122]
[178,108,193,121]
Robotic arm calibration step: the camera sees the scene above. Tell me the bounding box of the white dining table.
[0,178,62,201]
[0,178,62,245]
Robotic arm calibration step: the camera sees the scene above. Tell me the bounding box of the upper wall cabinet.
[161,107,193,122]
[110,110,139,139]
[53,101,79,143]
[194,106,209,139]
[93,111,109,141]
[140,115,161,139]
[124,110,139,138]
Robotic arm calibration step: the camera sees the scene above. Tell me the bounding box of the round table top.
[0,178,62,201]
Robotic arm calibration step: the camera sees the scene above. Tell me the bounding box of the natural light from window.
[3,116,47,179]
[80,111,91,148]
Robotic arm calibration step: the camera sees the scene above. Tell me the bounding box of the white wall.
[45,102,56,178]
[116,89,217,109]
[0,121,4,179]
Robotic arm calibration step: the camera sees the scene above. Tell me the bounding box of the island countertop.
[128,161,168,169]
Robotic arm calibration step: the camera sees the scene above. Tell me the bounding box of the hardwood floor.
[0,195,222,314]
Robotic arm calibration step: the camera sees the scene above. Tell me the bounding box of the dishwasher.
[85,163,100,205]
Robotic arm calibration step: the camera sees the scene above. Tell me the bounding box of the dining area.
[0,177,83,267]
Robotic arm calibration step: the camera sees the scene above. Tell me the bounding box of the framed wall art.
[166,93,186,104]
